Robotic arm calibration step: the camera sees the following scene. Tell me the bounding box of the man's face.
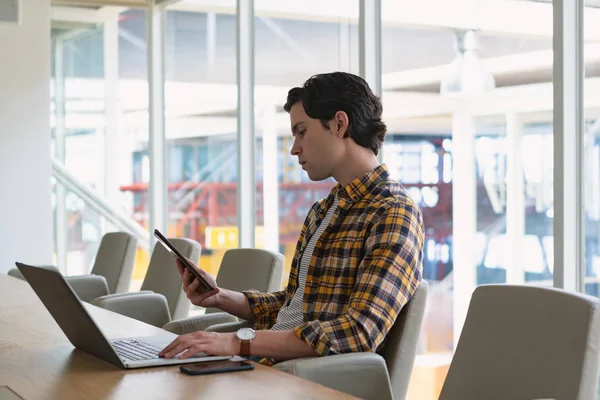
[289,102,340,181]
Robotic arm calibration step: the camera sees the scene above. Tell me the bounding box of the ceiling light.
[440,29,496,96]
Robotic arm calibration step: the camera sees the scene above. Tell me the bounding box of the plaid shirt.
[242,164,424,364]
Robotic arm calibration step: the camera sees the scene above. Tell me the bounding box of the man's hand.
[159,331,238,359]
[177,259,220,308]
[175,258,254,321]
[160,329,318,361]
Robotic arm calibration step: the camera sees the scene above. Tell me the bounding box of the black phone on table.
[153,229,215,293]
[179,360,254,375]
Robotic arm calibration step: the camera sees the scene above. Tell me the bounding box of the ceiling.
[525,0,600,8]
[51,0,600,10]
[51,0,148,7]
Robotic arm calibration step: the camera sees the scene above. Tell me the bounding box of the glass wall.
[381,1,554,397]
[585,2,600,297]
[51,25,108,274]
[253,2,358,284]
[163,6,238,280]
[51,10,150,289]
[48,2,597,396]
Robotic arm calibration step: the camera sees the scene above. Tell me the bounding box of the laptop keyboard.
[112,339,162,361]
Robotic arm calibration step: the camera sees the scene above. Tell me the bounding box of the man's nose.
[290,138,300,156]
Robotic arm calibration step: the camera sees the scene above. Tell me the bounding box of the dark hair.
[283,72,387,155]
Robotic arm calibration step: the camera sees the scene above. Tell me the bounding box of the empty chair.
[439,285,600,400]
[92,237,201,327]
[8,232,137,302]
[162,248,284,334]
[205,281,429,400]
[9,265,59,279]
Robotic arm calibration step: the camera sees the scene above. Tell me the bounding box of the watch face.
[237,328,256,341]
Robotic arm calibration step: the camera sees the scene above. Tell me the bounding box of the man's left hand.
[159,331,238,359]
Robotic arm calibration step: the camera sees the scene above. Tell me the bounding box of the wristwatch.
[236,327,256,357]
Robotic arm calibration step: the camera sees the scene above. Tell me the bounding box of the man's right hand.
[176,259,220,308]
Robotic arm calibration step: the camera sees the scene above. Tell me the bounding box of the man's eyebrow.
[291,122,304,135]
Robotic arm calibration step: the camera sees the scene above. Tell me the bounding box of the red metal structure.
[119,181,453,251]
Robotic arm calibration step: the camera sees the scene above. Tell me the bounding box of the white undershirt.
[270,196,340,331]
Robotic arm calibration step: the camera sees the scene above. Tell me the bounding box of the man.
[159,72,424,364]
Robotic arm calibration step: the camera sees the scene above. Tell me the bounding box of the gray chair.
[206,280,429,400]
[162,248,285,334]
[439,284,600,400]
[8,265,59,279]
[7,232,137,303]
[92,237,201,327]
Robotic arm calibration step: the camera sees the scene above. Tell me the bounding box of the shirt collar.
[327,163,390,205]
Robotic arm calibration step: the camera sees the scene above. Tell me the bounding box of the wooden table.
[0,274,357,400]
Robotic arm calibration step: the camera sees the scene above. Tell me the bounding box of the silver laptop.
[16,262,231,369]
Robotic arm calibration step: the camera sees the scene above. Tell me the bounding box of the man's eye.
[299,130,306,136]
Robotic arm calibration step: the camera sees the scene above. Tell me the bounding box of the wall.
[0,0,52,273]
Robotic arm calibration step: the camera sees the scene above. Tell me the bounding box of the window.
[584,1,600,297]
[51,10,149,288]
[253,1,358,284]
[164,5,238,282]
[381,1,554,397]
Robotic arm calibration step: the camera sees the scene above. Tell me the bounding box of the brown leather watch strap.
[240,340,251,357]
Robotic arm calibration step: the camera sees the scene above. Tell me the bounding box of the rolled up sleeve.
[242,289,287,330]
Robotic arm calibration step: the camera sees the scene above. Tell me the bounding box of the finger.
[187,275,201,294]
[192,287,218,302]
[163,332,209,358]
[162,341,195,359]
[182,269,193,290]
[184,257,196,267]
[184,257,204,276]
[175,259,185,276]
[181,268,190,290]
[159,337,184,357]
[179,345,205,359]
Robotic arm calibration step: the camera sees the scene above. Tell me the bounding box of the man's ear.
[332,111,349,138]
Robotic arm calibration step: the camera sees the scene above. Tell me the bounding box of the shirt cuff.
[241,289,270,321]
[292,320,336,356]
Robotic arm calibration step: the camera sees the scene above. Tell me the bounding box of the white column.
[359,0,382,163]
[553,0,585,292]
[236,0,255,248]
[359,0,381,96]
[103,15,120,231]
[452,109,478,347]
[262,105,279,252]
[54,38,68,273]
[147,5,167,242]
[207,12,216,78]
[505,113,525,285]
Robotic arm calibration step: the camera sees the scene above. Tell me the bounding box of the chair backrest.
[439,285,600,400]
[89,232,138,294]
[205,248,284,314]
[377,280,428,400]
[141,237,201,321]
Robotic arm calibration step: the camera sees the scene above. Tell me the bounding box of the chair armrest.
[204,320,253,333]
[91,290,154,305]
[92,292,171,327]
[8,265,59,281]
[65,275,110,303]
[162,312,238,334]
[7,268,26,280]
[273,353,393,400]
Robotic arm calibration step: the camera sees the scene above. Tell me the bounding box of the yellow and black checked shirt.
[242,164,424,362]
